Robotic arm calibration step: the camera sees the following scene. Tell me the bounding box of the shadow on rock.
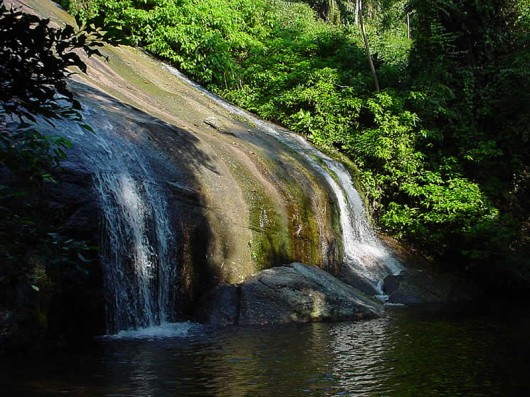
[195,263,384,326]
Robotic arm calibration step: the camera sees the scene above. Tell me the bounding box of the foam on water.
[105,322,202,340]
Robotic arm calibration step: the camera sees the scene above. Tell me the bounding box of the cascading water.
[165,65,403,294]
[54,103,178,334]
[49,62,401,335]
[322,160,403,294]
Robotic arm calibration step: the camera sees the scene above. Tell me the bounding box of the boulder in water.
[383,269,477,304]
[194,284,240,326]
[339,265,381,296]
[196,263,383,325]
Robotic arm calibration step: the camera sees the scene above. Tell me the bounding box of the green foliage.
[383,175,499,252]
[0,3,105,180]
[405,0,530,257]
[0,3,102,338]
[64,0,530,267]
[0,5,103,121]
[68,0,274,87]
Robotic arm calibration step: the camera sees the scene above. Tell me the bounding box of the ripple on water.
[1,306,530,397]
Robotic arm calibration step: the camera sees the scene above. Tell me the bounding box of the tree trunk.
[406,12,411,39]
[359,0,380,92]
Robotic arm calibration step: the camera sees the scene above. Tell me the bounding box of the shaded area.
[40,80,220,336]
[1,303,529,396]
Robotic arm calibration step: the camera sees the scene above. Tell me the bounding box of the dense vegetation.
[62,0,529,274]
[0,3,103,346]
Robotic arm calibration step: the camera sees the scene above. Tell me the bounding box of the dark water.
[1,303,530,397]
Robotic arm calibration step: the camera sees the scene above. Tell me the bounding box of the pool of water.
[1,302,529,396]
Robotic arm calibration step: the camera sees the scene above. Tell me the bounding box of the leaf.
[80,123,95,133]
[31,285,40,292]
[61,24,75,39]
[77,253,92,263]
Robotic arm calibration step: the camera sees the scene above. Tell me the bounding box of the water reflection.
[191,324,336,397]
[328,318,393,396]
[380,307,522,397]
[1,305,530,396]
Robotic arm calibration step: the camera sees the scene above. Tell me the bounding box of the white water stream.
[165,65,403,294]
[56,104,178,334]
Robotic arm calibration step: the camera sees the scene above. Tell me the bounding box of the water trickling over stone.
[165,65,403,294]
[56,103,177,334]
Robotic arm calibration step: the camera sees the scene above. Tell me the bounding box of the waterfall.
[165,65,403,294]
[47,65,401,335]
[322,160,403,294]
[55,104,178,334]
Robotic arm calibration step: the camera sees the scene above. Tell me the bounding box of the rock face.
[45,162,99,239]
[195,284,241,326]
[196,263,384,326]
[383,269,476,304]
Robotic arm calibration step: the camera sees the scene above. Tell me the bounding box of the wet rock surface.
[339,266,381,296]
[383,269,477,304]
[194,284,240,326]
[45,163,99,239]
[196,263,384,326]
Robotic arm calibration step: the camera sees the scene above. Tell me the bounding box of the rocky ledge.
[195,263,384,326]
[383,269,477,305]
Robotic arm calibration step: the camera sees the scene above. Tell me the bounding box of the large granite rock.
[339,265,381,296]
[194,284,241,326]
[383,269,477,304]
[196,263,384,326]
[44,162,100,240]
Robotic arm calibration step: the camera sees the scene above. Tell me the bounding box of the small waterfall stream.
[165,65,403,293]
[57,104,178,334]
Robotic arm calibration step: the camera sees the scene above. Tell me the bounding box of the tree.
[0,3,105,176]
[404,0,530,260]
[358,0,380,91]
